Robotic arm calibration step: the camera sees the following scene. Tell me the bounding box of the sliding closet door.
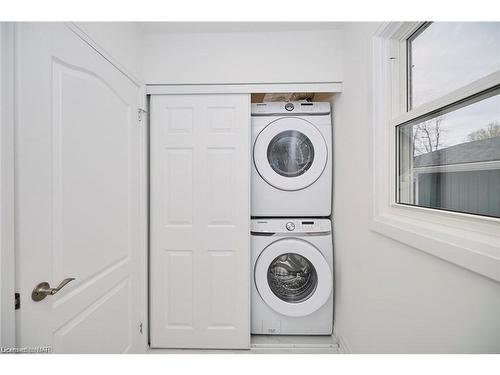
[150,94,250,349]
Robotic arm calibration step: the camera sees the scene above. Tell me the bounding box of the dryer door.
[254,238,332,317]
[253,117,328,191]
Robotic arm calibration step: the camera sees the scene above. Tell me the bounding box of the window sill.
[370,207,500,282]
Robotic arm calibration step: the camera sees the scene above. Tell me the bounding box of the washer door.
[255,238,332,317]
[254,117,328,191]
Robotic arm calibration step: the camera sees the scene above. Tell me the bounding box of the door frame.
[0,22,149,352]
[0,21,16,348]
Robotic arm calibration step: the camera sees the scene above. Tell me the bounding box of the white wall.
[142,29,342,85]
[333,22,500,353]
[74,22,143,82]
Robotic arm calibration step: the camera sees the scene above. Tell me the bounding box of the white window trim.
[371,22,500,282]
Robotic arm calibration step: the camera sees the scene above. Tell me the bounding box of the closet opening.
[249,91,338,353]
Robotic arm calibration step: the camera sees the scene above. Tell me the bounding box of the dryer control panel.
[251,218,331,234]
[251,101,331,116]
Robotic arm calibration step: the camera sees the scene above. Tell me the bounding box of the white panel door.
[15,23,146,353]
[150,94,250,349]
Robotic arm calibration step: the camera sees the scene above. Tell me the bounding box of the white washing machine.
[251,218,333,335]
[251,101,332,217]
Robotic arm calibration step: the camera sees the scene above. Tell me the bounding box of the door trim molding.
[0,21,16,347]
[146,82,342,95]
[64,22,143,88]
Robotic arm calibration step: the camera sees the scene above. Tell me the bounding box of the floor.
[148,335,340,354]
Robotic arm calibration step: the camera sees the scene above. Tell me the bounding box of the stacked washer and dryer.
[251,101,334,335]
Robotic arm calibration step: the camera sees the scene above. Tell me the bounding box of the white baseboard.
[333,325,353,354]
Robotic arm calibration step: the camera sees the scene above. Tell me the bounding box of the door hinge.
[137,108,147,122]
[139,322,143,335]
[15,293,20,310]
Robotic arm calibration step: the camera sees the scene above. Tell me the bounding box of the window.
[408,22,500,109]
[372,22,500,281]
[397,22,500,219]
[397,88,500,218]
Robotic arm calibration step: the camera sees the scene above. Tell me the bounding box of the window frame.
[405,21,432,111]
[371,22,500,282]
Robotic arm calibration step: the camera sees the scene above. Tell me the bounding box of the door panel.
[163,148,193,225]
[207,250,238,327]
[52,279,131,353]
[207,148,237,224]
[164,250,193,328]
[15,23,145,353]
[150,94,250,349]
[53,59,131,286]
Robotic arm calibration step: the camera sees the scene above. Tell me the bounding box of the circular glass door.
[267,131,315,178]
[254,117,327,191]
[267,253,318,303]
[254,238,332,317]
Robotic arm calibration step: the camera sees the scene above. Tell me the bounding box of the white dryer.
[251,101,332,217]
[251,218,333,335]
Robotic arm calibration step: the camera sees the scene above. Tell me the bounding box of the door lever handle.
[32,278,76,301]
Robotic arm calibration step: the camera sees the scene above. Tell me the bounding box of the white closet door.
[15,23,146,353]
[150,94,250,349]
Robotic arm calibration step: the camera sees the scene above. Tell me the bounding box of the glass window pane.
[397,89,500,218]
[409,22,500,109]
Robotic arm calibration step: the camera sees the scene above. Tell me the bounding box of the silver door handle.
[32,278,75,301]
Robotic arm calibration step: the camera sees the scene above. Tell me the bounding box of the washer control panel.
[251,219,331,234]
